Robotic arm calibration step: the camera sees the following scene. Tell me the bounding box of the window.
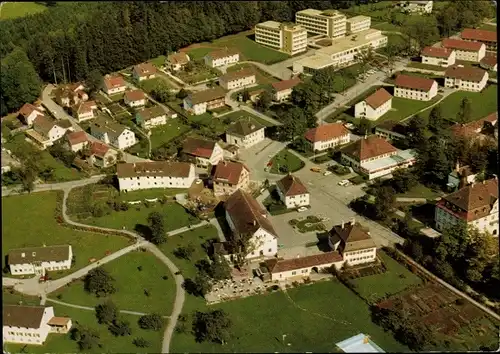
[292,271,296,275]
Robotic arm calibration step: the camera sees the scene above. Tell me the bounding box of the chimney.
[341,220,344,229]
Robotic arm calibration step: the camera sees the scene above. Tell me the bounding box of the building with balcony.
[295,8,347,38]
[255,21,308,55]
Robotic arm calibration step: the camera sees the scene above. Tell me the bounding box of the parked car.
[338,179,350,186]
[310,167,322,173]
[323,171,332,176]
[297,206,308,212]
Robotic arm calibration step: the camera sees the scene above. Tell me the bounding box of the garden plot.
[289,215,327,233]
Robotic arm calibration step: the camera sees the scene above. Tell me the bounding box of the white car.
[344,123,354,129]
[338,180,350,186]
[297,206,308,212]
[323,171,332,176]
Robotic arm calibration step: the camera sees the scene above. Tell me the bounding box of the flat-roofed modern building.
[346,15,371,34]
[255,21,307,55]
[295,9,347,38]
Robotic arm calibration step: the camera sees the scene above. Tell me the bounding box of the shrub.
[133,337,150,348]
[138,314,164,331]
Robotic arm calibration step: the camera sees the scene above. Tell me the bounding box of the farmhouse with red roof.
[394,74,438,101]
[442,38,486,62]
[304,123,350,152]
[420,46,456,67]
[354,87,392,120]
[181,137,224,167]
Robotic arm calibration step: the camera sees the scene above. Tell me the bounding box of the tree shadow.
[315,231,332,252]
[134,224,152,240]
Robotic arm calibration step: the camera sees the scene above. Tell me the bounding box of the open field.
[269,149,305,174]
[395,183,443,200]
[478,23,496,31]
[227,63,279,84]
[52,251,176,315]
[150,119,190,149]
[4,304,164,354]
[148,55,166,67]
[0,2,47,20]
[220,110,276,127]
[3,288,40,306]
[2,192,131,278]
[377,94,443,123]
[138,77,174,93]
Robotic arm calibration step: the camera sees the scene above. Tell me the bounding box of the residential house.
[271,77,301,102]
[166,52,190,71]
[3,305,72,345]
[212,160,250,197]
[255,21,308,55]
[461,28,497,51]
[8,245,73,276]
[450,112,498,144]
[117,161,196,192]
[328,220,377,267]
[25,116,69,150]
[442,38,486,62]
[346,15,371,34]
[374,120,408,142]
[102,75,127,95]
[275,174,310,209]
[72,101,97,122]
[136,105,176,129]
[219,69,256,90]
[90,117,136,150]
[420,46,456,67]
[181,137,224,167]
[183,87,226,115]
[55,82,88,108]
[132,62,157,82]
[304,123,350,152]
[225,118,266,148]
[399,0,433,14]
[204,49,240,68]
[340,135,417,180]
[223,144,240,160]
[393,74,438,101]
[65,131,89,152]
[354,88,392,120]
[480,55,497,72]
[17,103,45,126]
[444,65,488,92]
[435,178,498,236]
[87,141,117,168]
[124,90,147,108]
[447,163,477,191]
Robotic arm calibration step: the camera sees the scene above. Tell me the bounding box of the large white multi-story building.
[225,118,265,149]
[442,38,486,62]
[295,9,347,38]
[420,46,456,67]
[117,161,196,192]
[275,174,310,209]
[255,21,308,55]
[219,69,256,90]
[354,87,392,120]
[394,74,438,101]
[461,28,497,51]
[304,123,350,152]
[8,245,73,276]
[435,178,498,236]
[346,15,371,34]
[444,65,489,92]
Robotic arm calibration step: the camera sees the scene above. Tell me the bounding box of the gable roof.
[394,74,436,91]
[226,117,265,137]
[220,68,255,83]
[340,135,397,161]
[451,112,498,138]
[445,65,487,83]
[168,52,190,65]
[206,49,240,60]
[364,88,392,109]
[66,131,88,146]
[124,90,146,102]
[18,103,44,118]
[329,221,376,252]
[304,123,348,143]
[271,77,302,92]
[480,55,497,68]
[117,161,192,178]
[276,174,308,197]
[3,305,48,329]
[136,105,167,121]
[8,245,71,265]
[33,115,57,136]
[461,28,497,43]
[56,119,73,129]
[187,87,226,105]
[91,116,130,140]
[225,189,277,237]
[442,38,484,52]
[103,75,126,90]
[182,137,217,158]
[264,251,343,274]
[90,141,110,158]
[74,100,97,115]
[421,46,454,59]
[133,62,157,77]
[213,160,249,185]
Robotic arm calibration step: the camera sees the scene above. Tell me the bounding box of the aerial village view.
[0,0,499,353]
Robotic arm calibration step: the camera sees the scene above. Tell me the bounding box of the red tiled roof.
[364,88,392,109]
[395,74,436,91]
[90,141,110,158]
[124,90,146,102]
[264,251,343,274]
[341,135,397,161]
[18,103,43,118]
[133,62,157,77]
[480,55,497,68]
[445,65,487,83]
[276,174,308,197]
[304,123,349,143]
[104,75,126,90]
[271,77,301,92]
[182,137,216,158]
[461,28,497,43]
[442,38,484,52]
[421,46,454,59]
[66,131,88,146]
[213,161,249,185]
[168,52,190,65]
[220,68,255,83]
[75,100,97,115]
[451,112,498,137]
[206,49,240,60]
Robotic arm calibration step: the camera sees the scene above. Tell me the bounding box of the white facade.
[113,129,136,150]
[76,103,97,122]
[69,141,88,153]
[342,247,377,266]
[196,143,224,167]
[309,133,350,152]
[24,110,44,127]
[3,307,54,345]
[354,97,392,120]
[394,81,438,101]
[220,74,256,90]
[183,98,207,115]
[269,259,344,281]
[422,51,456,67]
[9,246,73,276]
[142,114,167,129]
[444,72,488,92]
[225,128,265,149]
[346,16,371,34]
[204,53,240,68]
[274,88,293,102]
[124,97,146,108]
[276,188,310,209]
[118,165,196,192]
[341,150,416,180]
[255,21,308,55]
[449,45,486,62]
[46,125,67,144]
[295,9,347,38]
[401,1,433,13]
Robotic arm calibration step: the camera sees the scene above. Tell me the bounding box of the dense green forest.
[0,0,492,115]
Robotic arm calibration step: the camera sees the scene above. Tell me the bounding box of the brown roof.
[271,77,301,92]
[461,28,497,43]
[103,75,126,90]
[276,174,308,197]
[213,161,249,185]
[225,189,277,237]
[47,317,71,326]
[420,46,454,59]
[56,119,73,129]
[136,105,168,121]
[66,131,88,146]
[375,120,408,136]
[220,68,255,83]
[75,100,97,115]
[8,245,71,265]
[3,305,47,329]
[445,65,487,83]
[117,161,192,178]
[480,55,497,68]
[33,115,56,136]
[133,62,157,77]
[182,137,217,158]
[330,221,377,252]
[364,88,392,109]
[18,103,43,118]
[341,135,397,161]
[91,116,130,140]
[187,87,226,105]
[442,38,484,52]
[168,52,190,65]
[124,90,146,102]
[264,251,343,274]
[304,123,348,143]
[90,141,110,158]
[451,112,498,137]
[394,74,436,91]
[206,49,239,60]
[226,117,265,137]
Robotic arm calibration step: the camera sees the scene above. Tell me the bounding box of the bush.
[133,337,150,348]
[108,318,132,337]
[138,314,164,331]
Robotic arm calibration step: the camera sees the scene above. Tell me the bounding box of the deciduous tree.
[192,309,232,344]
[95,300,118,324]
[84,267,116,297]
[147,211,166,244]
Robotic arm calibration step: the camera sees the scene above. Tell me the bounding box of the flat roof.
[420,227,442,238]
[297,8,345,18]
[256,20,281,29]
[361,149,416,172]
[336,334,385,353]
[317,29,385,56]
[294,54,334,70]
[347,15,371,23]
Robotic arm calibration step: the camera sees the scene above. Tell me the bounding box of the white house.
[8,245,73,276]
[435,178,498,236]
[102,75,127,95]
[420,46,456,67]
[442,38,486,62]
[354,88,392,120]
[480,55,498,72]
[166,52,190,71]
[328,220,377,266]
[444,65,488,92]
[400,0,433,14]
[117,161,196,192]
[73,100,97,122]
[65,131,89,152]
[219,69,256,90]
[304,123,350,152]
[271,77,301,102]
[136,105,176,130]
[25,116,69,150]
[3,305,72,345]
[183,87,226,115]
[87,141,117,168]
[225,118,265,149]
[212,160,251,197]
[124,90,147,108]
[275,174,310,209]
[17,103,45,126]
[204,49,240,68]
[181,137,224,167]
[132,62,157,82]
[90,117,136,150]
[394,74,438,101]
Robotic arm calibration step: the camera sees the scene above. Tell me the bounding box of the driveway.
[238,138,288,182]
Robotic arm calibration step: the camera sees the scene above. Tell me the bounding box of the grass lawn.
[419,84,498,122]
[371,21,402,32]
[406,61,446,72]
[351,251,422,304]
[5,304,164,354]
[269,149,305,174]
[377,95,443,123]
[185,47,214,61]
[51,251,176,315]
[138,77,171,94]
[396,183,442,200]
[2,192,131,278]
[215,110,275,127]
[0,2,47,20]
[478,23,497,31]
[227,63,279,84]
[148,55,166,67]
[3,288,40,306]
[150,119,190,149]
[109,93,125,102]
